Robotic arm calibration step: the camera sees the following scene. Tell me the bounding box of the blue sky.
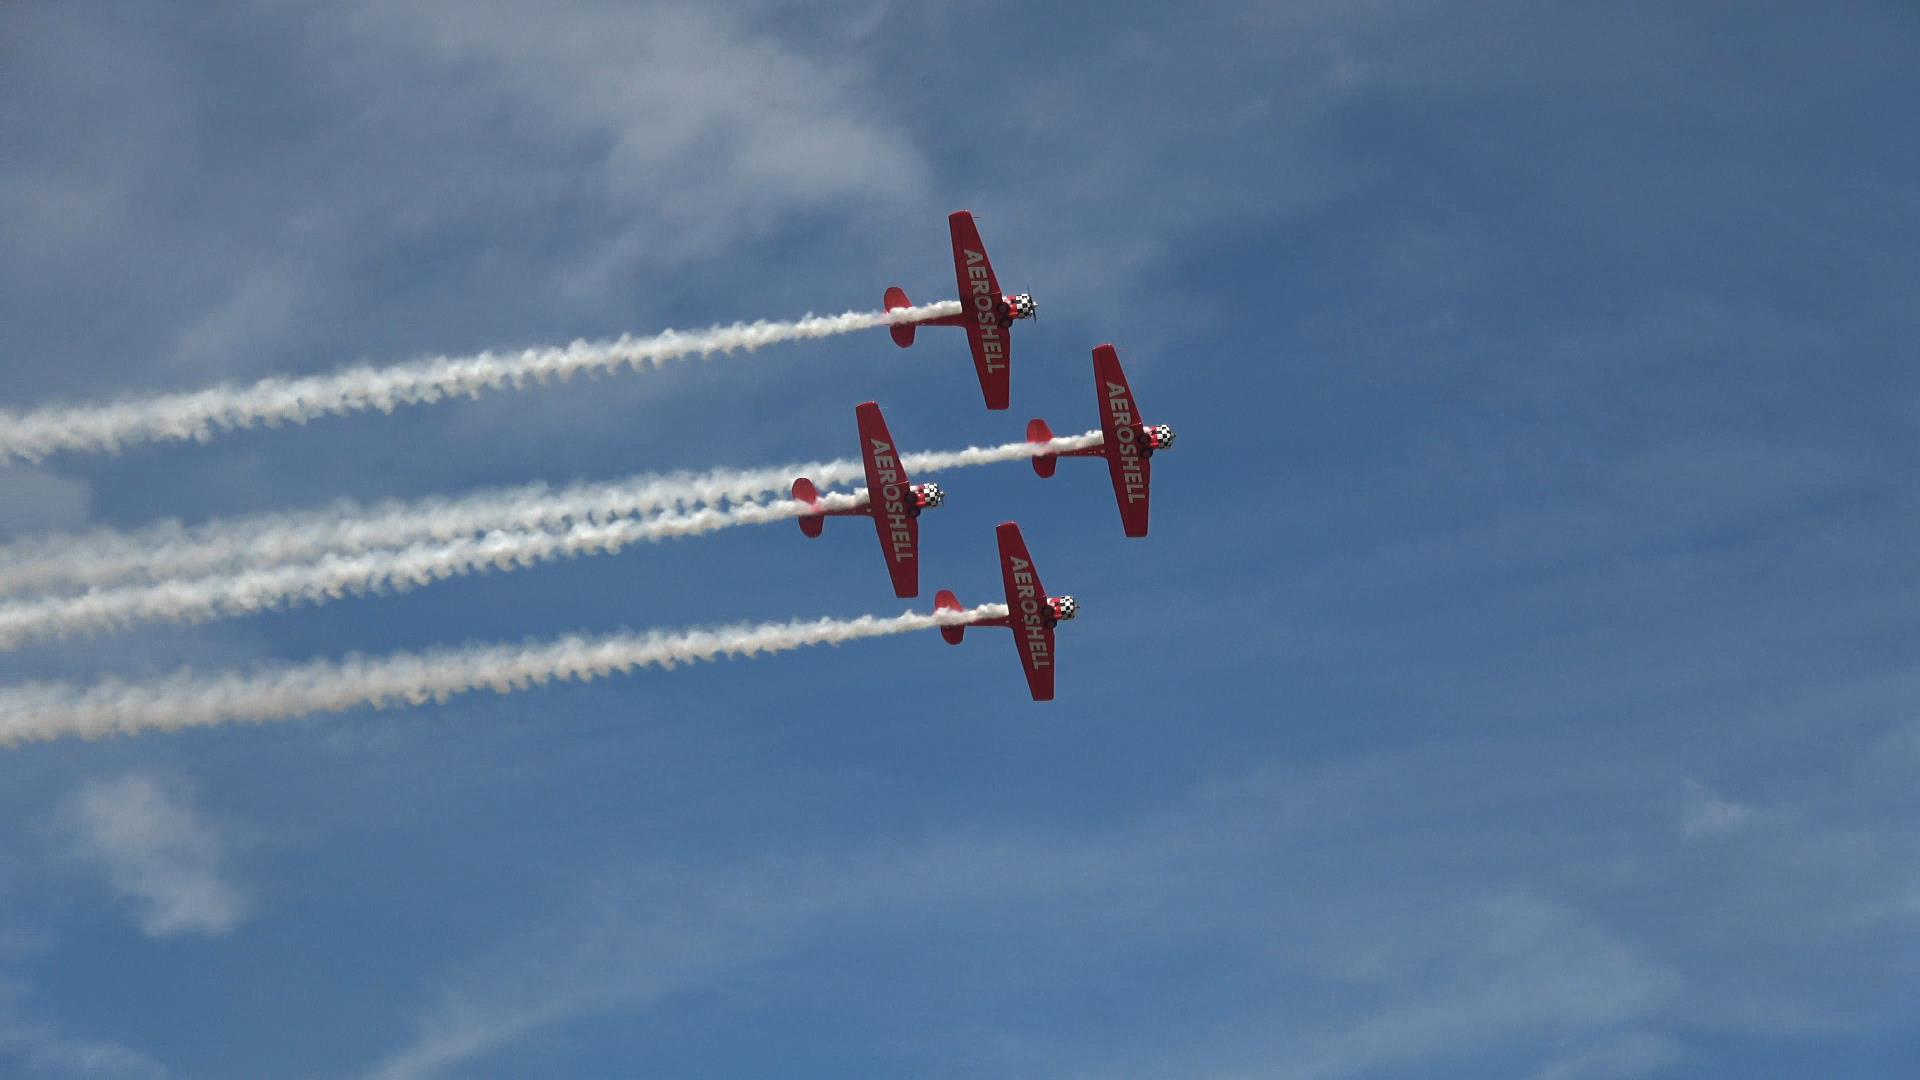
[3,1,1918,1076]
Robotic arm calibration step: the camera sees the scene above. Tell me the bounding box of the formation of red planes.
[794,210,1176,701]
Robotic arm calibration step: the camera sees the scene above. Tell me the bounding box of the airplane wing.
[949,211,1003,299]
[1093,345,1152,537]
[857,401,919,597]
[963,320,1012,410]
[995,522,1056,701]
[950,210,1011,409]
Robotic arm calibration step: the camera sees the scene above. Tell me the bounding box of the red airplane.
[884,210,1036,411]
[1026,344,1176,538]
[933,522,1077,701]
[793,401,944,598]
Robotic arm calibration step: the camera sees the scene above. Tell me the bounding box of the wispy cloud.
[0,469,90,544]
[360,715,1920,1077]
[1534,1030,1685,1080]
[0,976,167,1078]
[362,835,1140,1080]
[361,758,1688,1080]
[343,0,932,288]
[1679,779,1761,838]
[1278,893,1680,1080]
[58,774,248,938]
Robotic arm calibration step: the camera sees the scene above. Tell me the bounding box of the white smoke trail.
[0,301,962,463]
[0,603,1007,745]
[899,431,1102,474]
[0,466,841,596]
[0,431,1103,596]
[0,492,875,650]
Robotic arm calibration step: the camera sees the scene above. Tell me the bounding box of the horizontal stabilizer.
[792,478,825,538]
[935,589,966,644]
[884,286,916,348]
[1026,418,1058,478]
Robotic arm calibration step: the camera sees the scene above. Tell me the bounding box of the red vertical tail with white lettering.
[1092,345,1152,537]
[857,401,920,597]
[996,522,1056,701]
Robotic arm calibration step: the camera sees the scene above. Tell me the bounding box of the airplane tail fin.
[884,286,916,348]
[1026,418,1058,478]
[792,478,825,538]
[935,589,966,644]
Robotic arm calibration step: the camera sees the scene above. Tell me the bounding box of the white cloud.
[361,827,1162,1079]
[362,775,1683,1080]
[0,976,167,1079]
[342,705,1920,1078]
[1534,1030,1684,1080]
[160,261,317,379]
[0,469,90,542]
[60,774,248,938]
[1679,779,1759,838]
[361,871,830,1079]
[337,0,928,293]
[1280,893,1680,1080]
[2,0,934,409]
